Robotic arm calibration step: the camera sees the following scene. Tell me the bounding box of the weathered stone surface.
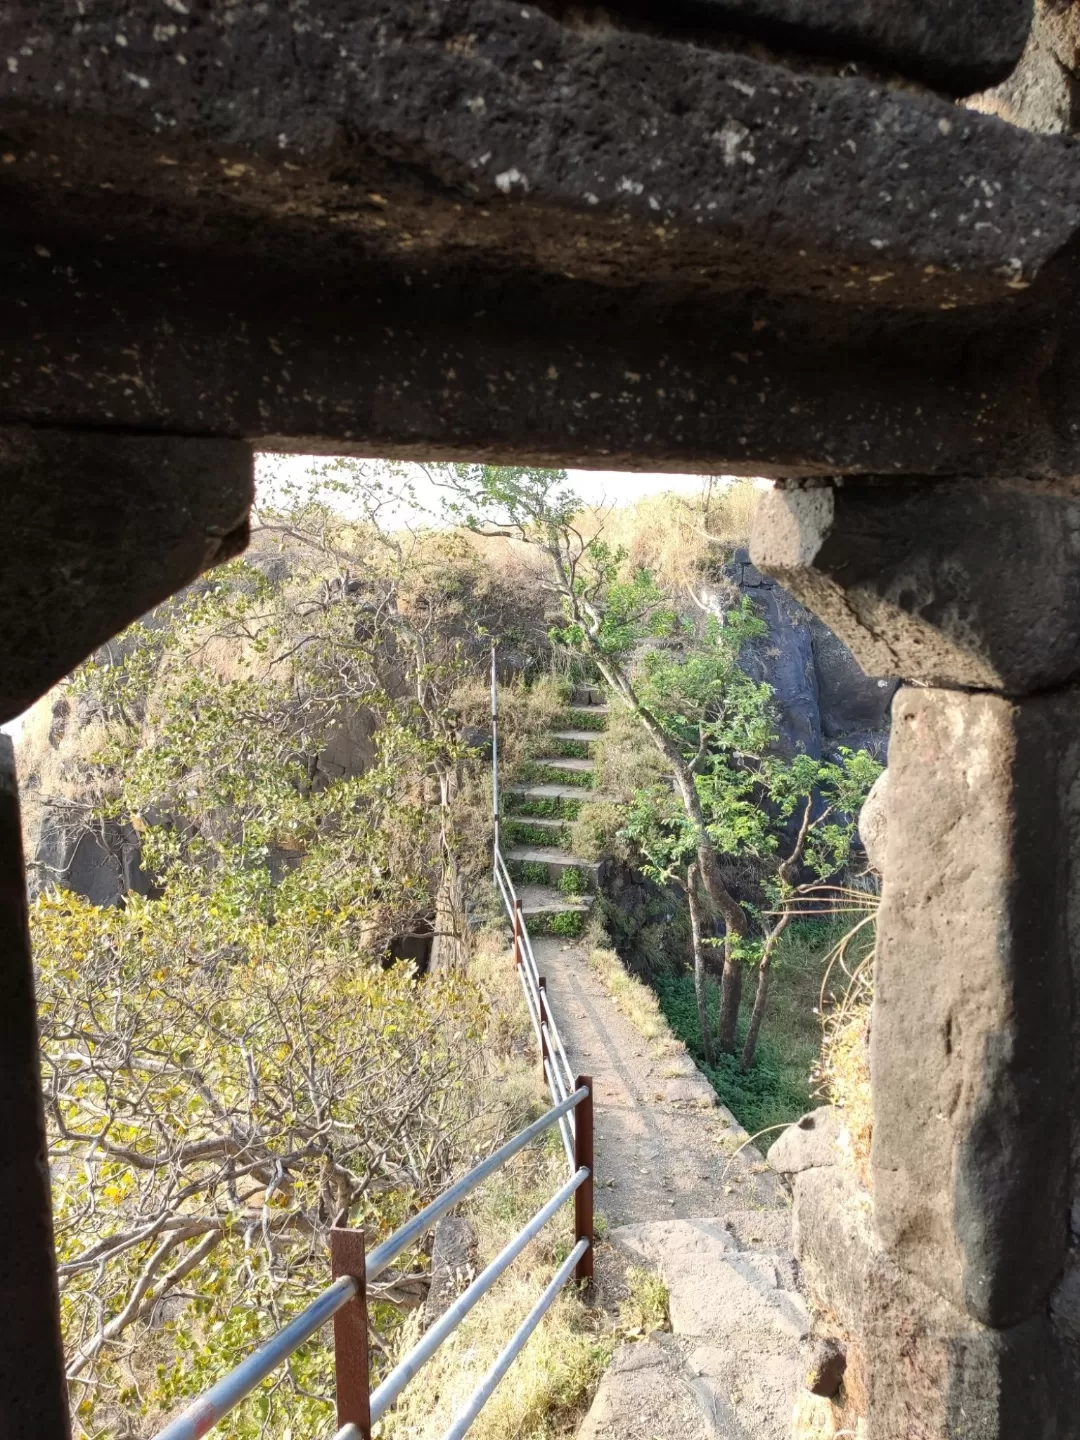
[1,6,1080,481]
[858,769,888,875]
[752,479,1080,693]
[794,1163,1080,1435]
[576,1336,713,1440]
[792,1165,876,1338]
[662,1074,718,1107]
[0,2,1066,311]
[805,1337,847,1398]
[614,0,1032,94]
[608,1215,811,1438]
[872,687,1072,1327]
[769,1107,847,1175]
[0,428,252,724]
[613,1217,810,1340]
[861,1254,1080,1439]
[968,0,1080,133]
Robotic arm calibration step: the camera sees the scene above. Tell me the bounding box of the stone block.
[752,479,1080,694]
[769,1107,847,1175]
[872,688,1072,1327]
[616,0,1032,93]
[0,427,251,722]
[792,1165,876,1338]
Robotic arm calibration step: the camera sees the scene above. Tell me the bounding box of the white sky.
[253,454,722,526]
[3,458,764,740]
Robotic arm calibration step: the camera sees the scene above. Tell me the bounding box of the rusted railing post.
[573,1075,594,1284]
[330,1228,371,1440]
[538,977,550,1075]
[512,900,523,971]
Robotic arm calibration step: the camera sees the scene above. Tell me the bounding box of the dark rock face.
[609,0,1032,93]
[29,814,153,910]
[702,547,894,762]
[0,428,252,724]
[753,479,1080,694]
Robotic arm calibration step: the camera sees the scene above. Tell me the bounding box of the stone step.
[506,783,612,802]
[503,815,568,832]
[585,1218,811,1440]
[564,703,610,717]
[550,729,601,744]
[506,844,599,873]
[517,883,592,915]
[533,756,594,773]
[571,685,606,707]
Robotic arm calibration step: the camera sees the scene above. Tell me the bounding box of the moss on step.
[502,818,573,847]
[528,910,586,938]
[543,736,593,760]
[562,707,608,731]
[507,859,553,886]
[518,761,594,789]
[504,793,583,820]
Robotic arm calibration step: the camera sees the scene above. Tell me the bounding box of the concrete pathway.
[501,690,816,1438]
[535,936,814,1440]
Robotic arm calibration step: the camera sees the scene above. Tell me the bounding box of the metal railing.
[148,651,592,1440]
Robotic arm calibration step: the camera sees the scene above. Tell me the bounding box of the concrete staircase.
[501,688,610,936]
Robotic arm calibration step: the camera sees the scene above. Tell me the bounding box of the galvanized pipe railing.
[152,1083,592,1440]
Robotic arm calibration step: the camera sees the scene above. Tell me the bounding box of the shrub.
[561,707,607,731]
[558,866,590,897]
[504,794,582,821]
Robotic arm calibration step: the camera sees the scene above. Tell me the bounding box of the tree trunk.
[740,917,790,1070]
[586,648,748,938]
[687,865,714,1066]
[716,937,743,1054]
[740,950,770,1070]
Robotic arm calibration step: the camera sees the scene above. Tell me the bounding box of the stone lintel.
[0,3,1070,311]
[0,428,252,722]
[873,688,1072,1329]
[607,0,1033,94]
[751,478,1080,693]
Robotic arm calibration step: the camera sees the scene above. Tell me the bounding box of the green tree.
[441,464,880,1061]
[34,467,539,1436]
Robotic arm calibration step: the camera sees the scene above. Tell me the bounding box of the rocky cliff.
[700,547,897,764]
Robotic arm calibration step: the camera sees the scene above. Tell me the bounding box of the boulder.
[769,1107,847,1176]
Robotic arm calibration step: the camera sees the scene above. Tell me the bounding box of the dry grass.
[586,947,678,1057]
[380,930,612,1440]
[813,904,877,1188]
[574,480,763,598]
[618,1267,670,1339]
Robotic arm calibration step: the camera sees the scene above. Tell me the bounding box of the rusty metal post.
[538,977,550,1075]
[573,1076,594,1284]
[0,736,71,1439]
[512,901,522,971]
[330,1229,371,1440]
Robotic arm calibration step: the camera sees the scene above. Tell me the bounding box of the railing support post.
[512,900,523,971]
[573,1075,594,1285]
[330,1228,371,1440]
[491,644,500,870]
[538,977,550,1075]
